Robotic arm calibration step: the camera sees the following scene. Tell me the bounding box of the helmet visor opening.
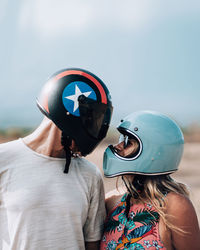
[111,127,142,160]
[79,96,113,140]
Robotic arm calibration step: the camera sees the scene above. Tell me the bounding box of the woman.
[100,110,200,250]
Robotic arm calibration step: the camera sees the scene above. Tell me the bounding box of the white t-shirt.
[0,139,106,250]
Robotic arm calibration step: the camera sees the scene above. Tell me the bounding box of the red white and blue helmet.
[37,68,113,156]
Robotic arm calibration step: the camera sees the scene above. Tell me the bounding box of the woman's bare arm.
[166,192,200,250]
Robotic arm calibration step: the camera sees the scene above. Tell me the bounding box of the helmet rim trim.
[36,100,51,119]
[111,127,143,161]
[104,169,177,178]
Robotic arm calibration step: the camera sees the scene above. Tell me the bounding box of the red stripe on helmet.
[54,70,107,104]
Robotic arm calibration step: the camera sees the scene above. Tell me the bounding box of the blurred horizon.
[0,0,200,129]
[1,122,200,144]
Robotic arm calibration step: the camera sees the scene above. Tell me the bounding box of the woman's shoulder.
[105,188,126,214]
[165,192,193,212]
[165,192,198,225]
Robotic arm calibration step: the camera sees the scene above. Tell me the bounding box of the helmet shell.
[37,68,113,156]
[103,110,184,177]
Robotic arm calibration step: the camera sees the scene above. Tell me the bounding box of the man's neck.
[23,117,65,158]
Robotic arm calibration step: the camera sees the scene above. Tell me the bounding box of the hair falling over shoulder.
[122,174,190,234]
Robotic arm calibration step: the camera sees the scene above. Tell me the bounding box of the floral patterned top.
[100,193,166,250]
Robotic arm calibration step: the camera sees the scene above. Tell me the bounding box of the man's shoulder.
[0,139,22,166]
[0,139,20,153]
[72,157,103,179]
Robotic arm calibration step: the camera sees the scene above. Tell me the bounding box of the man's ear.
[69,139,75,150]
[70,140,80,152]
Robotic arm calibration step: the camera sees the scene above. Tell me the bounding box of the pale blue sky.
[0,0,200,128]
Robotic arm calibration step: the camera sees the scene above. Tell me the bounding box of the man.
[0,68,113,250]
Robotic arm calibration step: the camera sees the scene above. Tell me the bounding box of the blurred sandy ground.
[87,142,200,223]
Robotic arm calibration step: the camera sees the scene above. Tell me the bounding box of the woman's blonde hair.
[122,174,189,234]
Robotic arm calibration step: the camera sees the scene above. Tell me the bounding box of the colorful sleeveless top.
[100,193,166,250]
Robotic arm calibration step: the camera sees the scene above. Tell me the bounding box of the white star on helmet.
[65,84,92,112]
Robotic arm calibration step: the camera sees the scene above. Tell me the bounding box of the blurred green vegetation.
[0,124,200,144]
[182,124,200,143]
[0,127,33,142]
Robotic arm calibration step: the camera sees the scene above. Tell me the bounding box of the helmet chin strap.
[61,132,72,174]
[122,175,146,199]
[132,175,146,197]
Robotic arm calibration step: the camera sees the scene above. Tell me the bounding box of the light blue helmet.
[103,110,184,177]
